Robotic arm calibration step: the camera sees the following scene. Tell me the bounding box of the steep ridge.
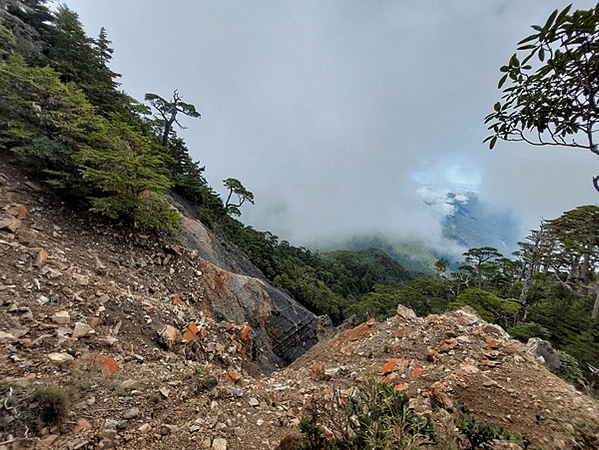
[0,155,333,376]
[0,156,598,450]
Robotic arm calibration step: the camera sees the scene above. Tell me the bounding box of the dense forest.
[0,1,597,387]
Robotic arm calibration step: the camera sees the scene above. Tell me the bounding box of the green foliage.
[77,120,181,232]
[323,249,411,297]
[343,376,434,449]
[524,283,599,383]
[297,416,338,450]
[223,177,254,216]
[166,137,214,205]
[192,364,208,375]
[527,284,590,346]
[455,413,498,449]
[344,236,437,275]
[454,411,526,450]
[293,375,434,450]
[507,321,551,342]
[0,53,99,187]
[395,279,454,316]
[96,27,113,65]
[485,3,599,192]
[434,258,449,277]
[554,350,587,386]
[0,32,184,233]
[2,2,598,382]
[345,290,397,324]
[0,24,16,57]
[145,90,200,146]
[460,247,503,290]
[219,216,416,325]
[45,5,123,116]
[451,288,521,329]
[133,191,181,233]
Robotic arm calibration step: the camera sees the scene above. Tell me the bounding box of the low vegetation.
[281,375,534,450]
[0,381,71,437]
[282,374,434,450]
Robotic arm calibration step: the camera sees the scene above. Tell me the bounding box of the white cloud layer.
[64,0,599,248]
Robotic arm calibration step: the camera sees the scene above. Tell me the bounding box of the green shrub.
[293,374,434,450]
[296,416,338,450]
[454,412,500,449]
[554,350,587,386]
[133,191,181,234]
[344,377,434,450]
[454,410,529,449]
[507,321,551,342]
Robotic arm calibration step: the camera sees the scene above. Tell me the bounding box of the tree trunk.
[519,229,544,306]
[593,284,599,319]
[519,269,532,306]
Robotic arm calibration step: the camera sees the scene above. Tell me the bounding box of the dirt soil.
[0,156,598,450]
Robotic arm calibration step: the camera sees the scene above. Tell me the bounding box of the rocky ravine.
[0,156,598,450]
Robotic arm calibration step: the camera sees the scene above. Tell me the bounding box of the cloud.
[65,0,599,251]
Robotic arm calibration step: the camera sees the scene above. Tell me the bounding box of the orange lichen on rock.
[183,322,199,342]
[90,353,119,375]
[239,325,251,340]
[226,371,243,385]
[381,358,401,375]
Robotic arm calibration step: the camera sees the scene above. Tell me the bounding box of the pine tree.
[145,90,200,147]
[95,27,113,65]
[46,5,122,114]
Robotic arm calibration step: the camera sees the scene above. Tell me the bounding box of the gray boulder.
[526,337,561,372]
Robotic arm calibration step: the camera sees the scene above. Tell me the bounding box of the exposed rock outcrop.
[526,337,561,372]
[180,216,334,367]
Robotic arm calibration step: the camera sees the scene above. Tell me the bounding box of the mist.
[65,0,599,251]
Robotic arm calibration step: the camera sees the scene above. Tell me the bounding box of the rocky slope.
[0,157,598,450]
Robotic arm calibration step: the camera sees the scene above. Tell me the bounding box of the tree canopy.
[485,3,599,192]
[145,90,201,147]
[223,177,254,216]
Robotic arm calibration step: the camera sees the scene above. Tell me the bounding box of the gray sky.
[64,0,599,251]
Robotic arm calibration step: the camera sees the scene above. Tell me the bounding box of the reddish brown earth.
[0,157,598,450]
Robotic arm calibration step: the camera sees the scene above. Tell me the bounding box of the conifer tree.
[145,90,201,147]
[95,27,113,65]
[46,5,121,114]
[77,120,181,232]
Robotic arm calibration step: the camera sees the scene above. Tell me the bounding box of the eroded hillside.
[0,156,598,450]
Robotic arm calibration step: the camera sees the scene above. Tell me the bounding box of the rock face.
[177,214,335,367]
[179,215,265,279]
[526,337,561,372]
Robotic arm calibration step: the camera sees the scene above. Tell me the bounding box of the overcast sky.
[64,0,599,251]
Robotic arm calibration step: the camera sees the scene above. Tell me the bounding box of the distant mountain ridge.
[317,192,522,273]
[440,192,521,255]
[319,235,437,276]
